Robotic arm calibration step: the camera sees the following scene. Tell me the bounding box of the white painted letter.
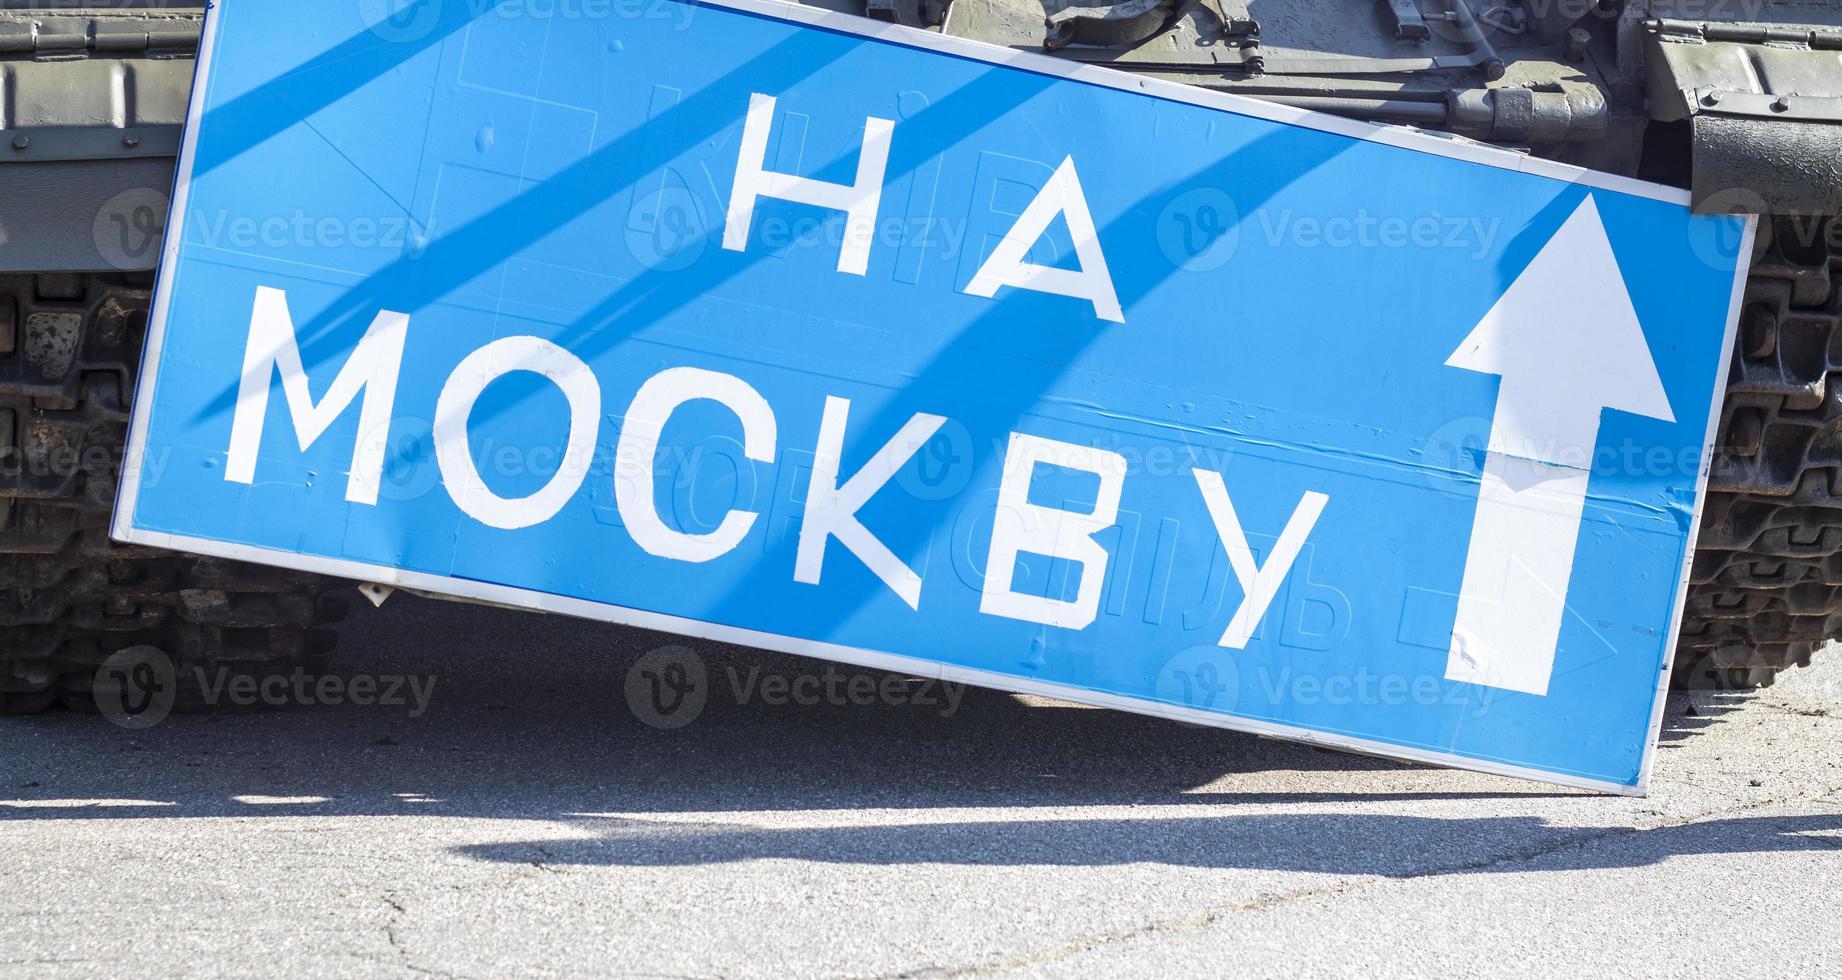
[723,93,894,276]
[226,286,408,505]
[980,433,1126,629]
[616,367,777,563]
[1192,470,1329,649]
[795,396,946,609]
[964,156,1123,323]
[433,336,601,530]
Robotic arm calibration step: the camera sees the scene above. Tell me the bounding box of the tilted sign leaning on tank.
[114,0,1753,793]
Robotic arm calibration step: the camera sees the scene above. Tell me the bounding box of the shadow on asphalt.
[1,591,1763,879]
[446,811,1842,872]
[1655,692,1751,742]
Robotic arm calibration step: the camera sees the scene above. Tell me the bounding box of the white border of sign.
[114,0,1756,796]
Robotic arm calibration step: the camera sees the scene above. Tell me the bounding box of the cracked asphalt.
[2,592,1838,977]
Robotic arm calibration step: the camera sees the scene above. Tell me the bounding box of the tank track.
[1678,217,1842,689]
[0,272,341,715]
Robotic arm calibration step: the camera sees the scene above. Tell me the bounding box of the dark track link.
[0,273,339,714]
[1679,216,1842,688]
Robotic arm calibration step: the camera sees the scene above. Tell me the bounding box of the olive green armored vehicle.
[4,0,1838,712]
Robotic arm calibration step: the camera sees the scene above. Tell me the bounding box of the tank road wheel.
[1680,218,1842,689]
[0,272,344,716]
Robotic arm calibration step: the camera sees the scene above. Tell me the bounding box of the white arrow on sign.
[1444,195,1674,696]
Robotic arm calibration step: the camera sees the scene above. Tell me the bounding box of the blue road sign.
[116,0,1754,792]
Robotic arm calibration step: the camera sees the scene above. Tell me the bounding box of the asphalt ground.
[2,591,1838,977]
